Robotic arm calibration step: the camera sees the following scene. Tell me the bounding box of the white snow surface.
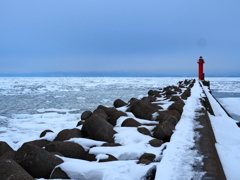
[218,98,240,120]
[202,83,240,180]
[66,138,106,151]
[55,156,158,180]
[155,79,205,180]
[0,77,240,179]
[0,112,80,150]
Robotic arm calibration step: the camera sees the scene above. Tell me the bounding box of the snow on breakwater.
[155,80,205,179]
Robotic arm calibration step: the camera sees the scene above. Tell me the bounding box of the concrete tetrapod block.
[157,112,178,126]
[50,167,70,179]
[23,139,50,148]
[54,128,83,141]
[45,141,86,160]
[83,114,116,143]
[153,121,175,142]
[148,90,162,97]
[137,127,152,136]
[81,111,93,120]
[40,129,54,138]
[0,150,16,160]
[121,118,142,127]
[168,101,184,115]
[137,153,156,165]
[0,141,13,157]
[113,99,127,108]
[0,159,34,180]
[127,100,159,120]
[109,110,127,126]
[14,143,63,179]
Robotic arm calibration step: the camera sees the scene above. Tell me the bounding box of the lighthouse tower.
[197,56,205,80]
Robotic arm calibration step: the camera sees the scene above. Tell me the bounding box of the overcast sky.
[0,0,240,76]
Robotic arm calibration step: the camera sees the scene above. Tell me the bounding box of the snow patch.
[155,80,205,180]
[202,83,240,180]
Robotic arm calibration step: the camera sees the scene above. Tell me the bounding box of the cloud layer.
[0,0,240,76]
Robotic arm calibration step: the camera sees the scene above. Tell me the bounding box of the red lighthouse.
[197,56,205,80]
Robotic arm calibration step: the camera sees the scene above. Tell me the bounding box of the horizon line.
[0,72,239,78]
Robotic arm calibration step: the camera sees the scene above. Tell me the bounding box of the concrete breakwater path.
[0,79,240,179]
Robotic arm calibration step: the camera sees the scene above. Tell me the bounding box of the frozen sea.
[207,77,240,121]
[0,77,240,149]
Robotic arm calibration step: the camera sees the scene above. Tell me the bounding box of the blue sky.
[0,0,240,76]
